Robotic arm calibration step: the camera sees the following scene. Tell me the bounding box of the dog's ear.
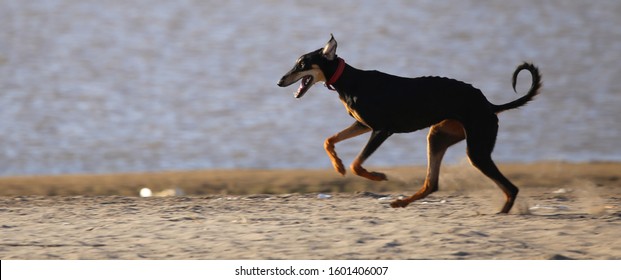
[322,34,337,61]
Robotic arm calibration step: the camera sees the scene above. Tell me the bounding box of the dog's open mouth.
[295,75,313,98]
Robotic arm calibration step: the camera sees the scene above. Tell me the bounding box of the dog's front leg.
[351,130,393,181]
[324,121,371,175]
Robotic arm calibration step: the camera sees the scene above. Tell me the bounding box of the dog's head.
[277,34,339,98]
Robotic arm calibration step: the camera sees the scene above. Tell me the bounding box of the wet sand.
[1,162,620,259]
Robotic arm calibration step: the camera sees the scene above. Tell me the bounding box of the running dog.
[277,35,541,213]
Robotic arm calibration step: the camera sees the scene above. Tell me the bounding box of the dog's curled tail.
[493,62,542,113]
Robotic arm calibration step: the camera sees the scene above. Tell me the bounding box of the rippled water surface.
[1,0,620,175]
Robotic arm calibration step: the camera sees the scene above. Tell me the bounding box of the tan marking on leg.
[391,119,465,208]
[350,158,387,181]
[324,122,370,175]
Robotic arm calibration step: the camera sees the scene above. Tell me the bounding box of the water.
[1,0,620,175]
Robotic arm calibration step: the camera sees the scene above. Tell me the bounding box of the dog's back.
[338,69,492,133]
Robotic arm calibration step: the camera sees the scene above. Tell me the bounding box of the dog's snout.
[277,76,290,87]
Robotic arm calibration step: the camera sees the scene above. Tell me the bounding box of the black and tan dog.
[278,35,541,213]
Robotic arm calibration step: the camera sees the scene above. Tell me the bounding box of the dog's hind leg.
[324,121,371,175]
[351,130,393,181]
[391,119,465,208]
[464,119,519,214]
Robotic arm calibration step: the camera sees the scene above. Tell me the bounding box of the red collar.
[325,58,345,91]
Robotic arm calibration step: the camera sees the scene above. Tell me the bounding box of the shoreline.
[0,161,619,197]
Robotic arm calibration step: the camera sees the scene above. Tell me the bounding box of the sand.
[1,162,620,259]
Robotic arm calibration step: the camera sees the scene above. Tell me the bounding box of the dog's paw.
[367,172,388,181]
[390,199,410,208]
[351,165,387,181]
[334,165,346,176]
[331,160,346,176]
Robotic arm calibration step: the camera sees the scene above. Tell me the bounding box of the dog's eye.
[299,62,306,69]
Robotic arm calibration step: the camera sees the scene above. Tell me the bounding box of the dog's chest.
[339,96,370,127]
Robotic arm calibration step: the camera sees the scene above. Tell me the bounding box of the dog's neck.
[325,58,345,91]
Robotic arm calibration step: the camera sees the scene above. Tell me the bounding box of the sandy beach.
[1,162,620,259]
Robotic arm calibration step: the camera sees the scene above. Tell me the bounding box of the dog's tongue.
[295,76,310,98]
[295,83,304,98]
[297,82,305,94]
